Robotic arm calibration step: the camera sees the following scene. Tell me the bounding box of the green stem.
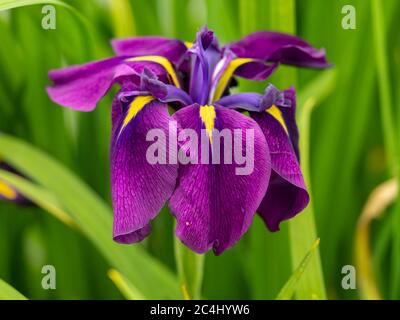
[269,0,327,299]
[174,234,204,300]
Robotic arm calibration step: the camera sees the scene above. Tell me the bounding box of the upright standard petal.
[111,36,188,65]
[226,31,330,68]
[169,104,271,255]
[111,97,178,243]
[250,110,309,232]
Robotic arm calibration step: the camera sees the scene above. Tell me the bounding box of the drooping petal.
[226,31,330,68]
[47,57,170,111]
[169,104,271,255]
[112,36,188,65]
[111,97,178,243]
[250,111,309,232]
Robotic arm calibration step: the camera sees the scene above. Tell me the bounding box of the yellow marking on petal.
[119,96,155,135]
[199,105,216,144]
[127,55,181,88]
[184,41,193,49]
[0,180,17,200]
[212,58,254,102]
[267,104,289,134]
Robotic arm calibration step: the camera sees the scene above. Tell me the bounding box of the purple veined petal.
[111,36,188,65]
[250,111,309,232]
[47,56,176,112]
[169,104,271,255]
[234,60,278,81]
[47,55,166,112]
[111,98,178,244]
[47,57,129,111]
[225,31,331,68]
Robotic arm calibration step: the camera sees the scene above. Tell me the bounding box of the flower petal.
[226,31,330,68]
[47,57,170,111]
[111,98,178,243]
[111,36,187,65]
[169,104,271,255]
[250,111,309,231]
[188,27,221,104]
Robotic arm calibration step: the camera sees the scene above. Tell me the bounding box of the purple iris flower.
[47,27,329,255]
[0,161,33,205]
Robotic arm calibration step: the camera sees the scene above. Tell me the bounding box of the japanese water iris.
[47,27,329,255]
[0,161,32,205]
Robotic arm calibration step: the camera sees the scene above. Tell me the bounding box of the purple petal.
[111,99,178,243]
[250,111,309,231]
[226,31,330,68]
[234,60,278,80]
[216,83,289,112]
[111,36,187,65]
[140,69,193,106]
[47,57,171,112]
[216,93,263,112]
[169,104,271,255]
[189,27,221,104]
[279,88,300,159]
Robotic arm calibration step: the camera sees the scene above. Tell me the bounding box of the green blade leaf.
[276,239,320,300]
[0,169,76,228]
[0,133,180,299]
[0,279,28,300]
[108,269,145,300]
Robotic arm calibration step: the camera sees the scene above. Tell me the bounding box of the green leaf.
[174,236,204,299]
[0,0,84,21]
[0,133,181,299]
[266,0,328,300]
[0,279,28,300]
[0,169,76,228]
[276,239,320,300]
[108,269,145,300]
[108,0,136,37]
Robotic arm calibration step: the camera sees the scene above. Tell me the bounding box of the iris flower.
[47,27,329,255]
[0,161,32,205]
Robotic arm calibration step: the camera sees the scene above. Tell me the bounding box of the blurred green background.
[0,0,399,300]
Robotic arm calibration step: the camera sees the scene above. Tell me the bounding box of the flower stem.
[174,235,204,300]
[269,0,327,299]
